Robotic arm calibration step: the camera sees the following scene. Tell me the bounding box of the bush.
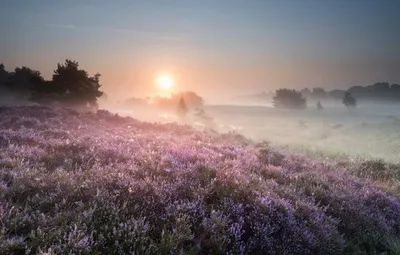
[343,92,357,108]
[273,89,307,109]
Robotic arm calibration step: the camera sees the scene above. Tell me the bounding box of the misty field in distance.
[206,103,400,163]
[112,101,400,164]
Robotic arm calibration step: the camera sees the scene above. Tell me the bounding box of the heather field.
[1,106,400,254]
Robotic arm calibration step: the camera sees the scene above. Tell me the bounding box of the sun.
[156,74,174,90]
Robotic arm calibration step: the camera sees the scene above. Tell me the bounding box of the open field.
[205,103,400,163]
[0,106,399,254]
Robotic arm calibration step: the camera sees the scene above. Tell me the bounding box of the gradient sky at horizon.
[1,0,400,101]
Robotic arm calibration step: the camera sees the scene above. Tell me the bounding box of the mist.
[95,84,400,164]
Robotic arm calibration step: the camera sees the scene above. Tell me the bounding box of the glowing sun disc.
[156,75,174,89]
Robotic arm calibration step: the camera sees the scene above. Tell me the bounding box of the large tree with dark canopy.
[273,89,307,109]
[311,87,327,100]
[31,59,103,110]
[4,67,45,100]
[0,64,7,82]
[342,92,357,108]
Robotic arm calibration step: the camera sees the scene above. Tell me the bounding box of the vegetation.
[272,89,307,109]
[311,88,327,100]
[176,96,188,118]
[194,108,215,129]
[303,83,400,102]
[0,61,103,111]
[31,59,103,111]
[153,91,204,110]
[240,82,400,105]
[316,101,323,110]
[343,92,357,108]
[0,106,399,254]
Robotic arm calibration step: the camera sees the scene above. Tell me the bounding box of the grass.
[206,104,400,163]
[0,106,399,254]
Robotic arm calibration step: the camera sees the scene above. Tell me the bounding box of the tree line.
[272,89,357,110]
[0,60,103,111]
[1,60,397,112]
[300,82,400,102]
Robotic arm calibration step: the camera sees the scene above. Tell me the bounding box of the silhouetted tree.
[348,86,364,95]
[300,88,312,98]
[293,82,400,102]
[372,82,390,92]
[391,84,400,92]
[154,91,204,110]
[312,88,327,100]
[177,96,188,118]
[31,59,103,111]
[329,89,346,100]
[6,67,45,99]
[194,108,214,128]
[0,64,8,85]
[99,92,108,101]
[346,82,399,101]
[343,92,357,108]
[317,101,323,110]
[174,91,204,109]
[273,89,307,109]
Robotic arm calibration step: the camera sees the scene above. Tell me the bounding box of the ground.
[205,103,400,163]
[0,106,399,254]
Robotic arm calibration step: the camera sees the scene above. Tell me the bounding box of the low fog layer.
[105,98,399,163]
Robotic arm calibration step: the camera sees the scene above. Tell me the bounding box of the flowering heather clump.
[0,106,399,254]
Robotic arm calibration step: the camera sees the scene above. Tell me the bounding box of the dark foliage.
[154,91,204,110]
[177,97,188,118]
[331,82,400,102]
[0,64,8,85]
[273,89,307,109]
[1,66,45,100]
[343,92,357,108]
[316,101,323,110]
[311,88,327,100]
[30,59,103,111]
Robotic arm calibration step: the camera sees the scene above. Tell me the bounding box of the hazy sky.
[1,0,400,100]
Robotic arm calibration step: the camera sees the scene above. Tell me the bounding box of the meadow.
[206,103,400,163]
[0,105,399,254]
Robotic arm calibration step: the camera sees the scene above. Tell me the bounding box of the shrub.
[343,92,357,108]
[273,89,307,109]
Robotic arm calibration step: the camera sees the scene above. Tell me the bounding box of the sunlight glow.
[156,74,174,90]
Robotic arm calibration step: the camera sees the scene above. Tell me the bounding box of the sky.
[1,0,400,101]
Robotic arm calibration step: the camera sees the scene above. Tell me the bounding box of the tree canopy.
[311,88,327,100]
[6,67,45,98]
[273,89,307,109]
[176,96,188,118]
[343,92,357,108]
[153,91,204,110]
[298,82,400,102]
[0,64,8,85]
[31,59,103,110]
